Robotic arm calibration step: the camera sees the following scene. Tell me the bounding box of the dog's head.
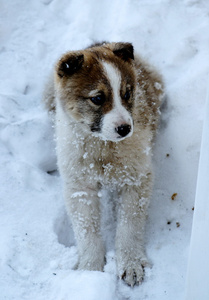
[55,42,136,142]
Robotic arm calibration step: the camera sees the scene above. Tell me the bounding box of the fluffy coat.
[43,42,164,286]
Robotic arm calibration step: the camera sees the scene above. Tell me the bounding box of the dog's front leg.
[64,182,105,271]
[116,174,152,286]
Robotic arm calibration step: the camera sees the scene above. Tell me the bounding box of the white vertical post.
[185,86,209,300]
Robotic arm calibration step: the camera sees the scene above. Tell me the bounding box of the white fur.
[101,62,133,141]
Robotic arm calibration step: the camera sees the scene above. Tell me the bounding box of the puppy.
[43,42,164,286]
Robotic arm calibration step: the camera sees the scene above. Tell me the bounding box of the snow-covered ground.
[0,1,209,299]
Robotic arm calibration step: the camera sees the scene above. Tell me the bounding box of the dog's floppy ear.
[113,43,134,61]
[57,53,84,77]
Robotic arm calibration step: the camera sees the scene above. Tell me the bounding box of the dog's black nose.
[116,124,131,137]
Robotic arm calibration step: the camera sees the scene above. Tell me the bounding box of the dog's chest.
[80,139,141,188]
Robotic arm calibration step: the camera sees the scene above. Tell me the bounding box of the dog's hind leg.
[64,182,105,271]
[115,173,152,286]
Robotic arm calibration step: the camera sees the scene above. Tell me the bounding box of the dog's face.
[55,43,136,142]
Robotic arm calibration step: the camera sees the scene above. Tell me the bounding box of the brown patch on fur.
[55,51,114,122]
[54,43,137,125]
[85,43,136,114]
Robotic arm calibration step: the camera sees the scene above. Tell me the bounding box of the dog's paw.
[120,264,144,287]
[77,243,106,272]
[118,258,150,287]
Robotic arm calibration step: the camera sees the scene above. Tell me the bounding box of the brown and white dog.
[43,42,164,286]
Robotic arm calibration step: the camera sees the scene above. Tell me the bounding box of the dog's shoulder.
[134,54,164,105]
[133,54,164,133]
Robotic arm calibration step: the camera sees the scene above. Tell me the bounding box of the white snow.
[0,0,209,299]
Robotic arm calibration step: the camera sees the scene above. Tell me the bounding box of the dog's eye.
[124,90,131,101]
[90,94,105,105]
